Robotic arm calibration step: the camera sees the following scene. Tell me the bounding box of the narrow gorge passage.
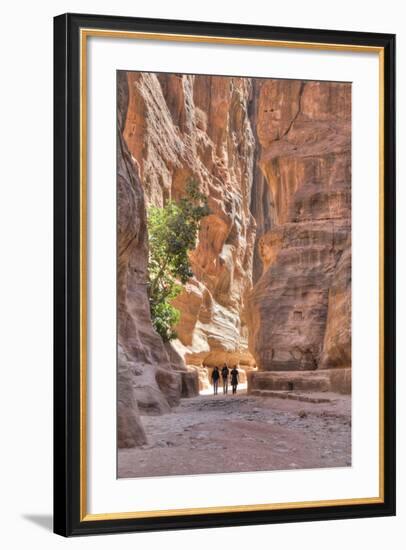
[117,71,352,476]
[118,390,351,478]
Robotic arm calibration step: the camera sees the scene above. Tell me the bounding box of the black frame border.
[54,12,396,537]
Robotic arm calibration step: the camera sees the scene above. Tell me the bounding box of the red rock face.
[246,80,351,372]
[123,72,257,371]
[117,72,352,446]
[117,73,183,448]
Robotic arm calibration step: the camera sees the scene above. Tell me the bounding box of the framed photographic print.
[53,13,396,536]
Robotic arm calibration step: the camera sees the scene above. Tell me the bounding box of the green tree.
[147,180,210,342]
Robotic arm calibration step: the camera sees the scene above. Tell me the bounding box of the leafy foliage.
[147,180,210,342]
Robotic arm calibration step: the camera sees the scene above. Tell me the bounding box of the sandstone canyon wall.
[123,72,257,374]
[246,80,351,375]
[117,72,352,447]
[117,73,183,448]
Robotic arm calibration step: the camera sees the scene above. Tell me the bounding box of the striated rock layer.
[117,73,184,448]
[117,73,352,447]
[246,80,351,376]
[123,72,257,371]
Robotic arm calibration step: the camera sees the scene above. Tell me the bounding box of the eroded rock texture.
[123,73,257,372]
[117,73,183,448]
[117,73,352,447]
[246,80,351,372]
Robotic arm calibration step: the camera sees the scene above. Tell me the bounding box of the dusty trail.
[118,390,351,478]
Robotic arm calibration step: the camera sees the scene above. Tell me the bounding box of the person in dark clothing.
[221,364,230,394]
[230,366,239,394]
[211,366,220,395]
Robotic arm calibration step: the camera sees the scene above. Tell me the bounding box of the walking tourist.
[221,364,230,394]
[211,366,220,395]
[231,365,239,395]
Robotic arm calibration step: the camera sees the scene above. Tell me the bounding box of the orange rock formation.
[117,72,352,447]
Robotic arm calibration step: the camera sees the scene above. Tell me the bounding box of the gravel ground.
[118,390,351,478]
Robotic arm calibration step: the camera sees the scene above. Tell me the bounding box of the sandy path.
[118,390,351,478]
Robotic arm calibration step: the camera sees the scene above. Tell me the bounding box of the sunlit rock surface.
[118,73,352,447]
[124,73,257,370]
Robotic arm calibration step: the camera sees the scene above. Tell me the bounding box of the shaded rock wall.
[246,80,351,372]
[117,73,182,448]
[320,237,351,369]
